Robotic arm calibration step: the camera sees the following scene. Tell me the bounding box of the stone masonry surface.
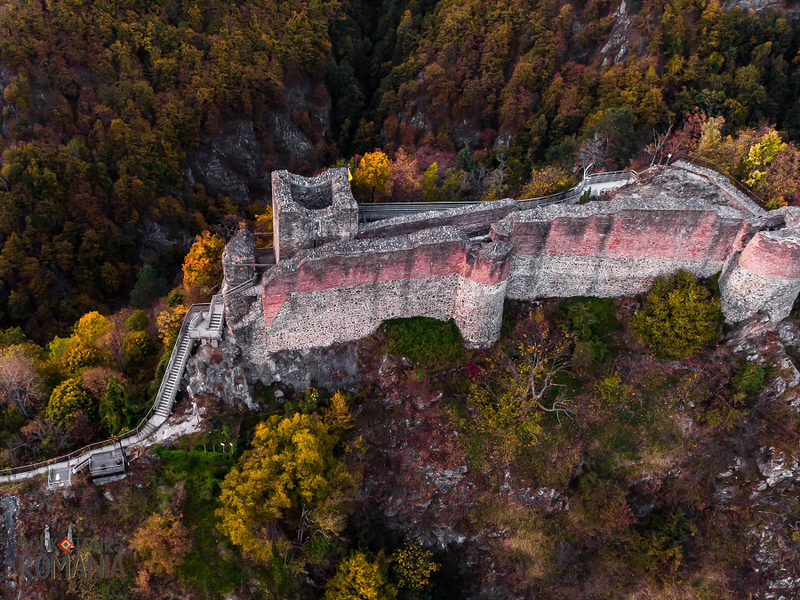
[222,163,800,356]
[272,167,358,262]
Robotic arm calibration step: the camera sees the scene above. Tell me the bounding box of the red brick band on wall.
[262,238,511,327]
[738,232,800,280]
[505,210,751,262]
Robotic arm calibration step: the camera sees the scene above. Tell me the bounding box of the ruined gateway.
[184,161,800,400]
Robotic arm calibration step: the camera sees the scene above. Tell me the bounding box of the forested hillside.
[1,0,800,343]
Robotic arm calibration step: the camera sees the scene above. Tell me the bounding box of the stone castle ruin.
[6,160,800,487]
[216,162,800,372]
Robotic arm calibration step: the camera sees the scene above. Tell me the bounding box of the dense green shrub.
[632,270,722,360]
[0,327,27,349]
[383,317,466,369]
[130,265,170,310]
[734,363,767,393]
[124,310,150,332]
[151,447,243,596]
[563,297,621,369]
[627,509,692,584]
[99,378,140,436]
[122,331,158,374]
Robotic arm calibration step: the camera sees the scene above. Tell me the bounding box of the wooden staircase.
[0,270,258,486]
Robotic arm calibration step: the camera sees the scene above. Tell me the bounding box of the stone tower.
[720,215,800,324]
[454,241,514,348]
[271,168,358,262]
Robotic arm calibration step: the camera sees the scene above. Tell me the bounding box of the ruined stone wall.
[720,227,800,323]
[493,203,752,300]
[673,160,766,218]
[259,228,511,351]
[222,229,255,290]
[272,168,358,262]
[220,165,800,358]
[357,200,519,239]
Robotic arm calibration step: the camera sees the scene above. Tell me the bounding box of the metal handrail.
[358,169,637,215]
[135,303,205,438]
[684,156,764,205]
[222,276,257,297]
[0,302,210,479]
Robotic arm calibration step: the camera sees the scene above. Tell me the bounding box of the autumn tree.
[519,165,574,199]
[465,312,574,463]
[568,472,633,543]
[324,552,396,600]
[632,270,722,360]
[129,510,192,593]
[0,344,42,418]
[691,116,800,209]
[73,312,111,344]
[182,231,225,294]
[156,304,188,351]
[60,340,106,374]
[354,151,391,202]
[387,149,423,202]
[80,367,126,399]
[7,417,69,461]
[324,391,354,432]
[45,378,95,426]
[216,412,356,568]
[392,543,439,591]
[124,310,150,332]
[122,331,157,376]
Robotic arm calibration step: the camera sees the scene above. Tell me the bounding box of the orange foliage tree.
[182,231,225,295]
[129,510,192,593]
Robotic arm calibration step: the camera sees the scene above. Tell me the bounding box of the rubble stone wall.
[272,168,358,262]
[259,228,512,350]
[720,228,800,323]
[222,165,800,357]
[493,205,752,300]
[222,229,255,289]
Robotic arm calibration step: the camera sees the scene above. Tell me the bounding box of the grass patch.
[562,297,621,374]
[152,447,248,597]
[383,317,467,369]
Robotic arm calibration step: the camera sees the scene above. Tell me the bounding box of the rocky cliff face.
[183,80,333,205]
[725,0,800,13]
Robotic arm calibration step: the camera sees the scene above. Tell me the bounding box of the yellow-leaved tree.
[47,311,112,376]
[354,151,391,202]
[744,130,786,187]
[324,391,355,432]
[324,552,396,600]
[215,411,356,570]
[45,378,95,426]
[465,312,575,463]
[519,165,574,199]
[156,304,188,351]
[73,311,111,344]
[255,205,274,248]
[182,231,224,294]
